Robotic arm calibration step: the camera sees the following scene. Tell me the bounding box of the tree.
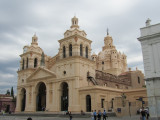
[6,89,10,95]
[11,86,14,98]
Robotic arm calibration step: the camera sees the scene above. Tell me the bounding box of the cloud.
[0,73,15,79]
[0,0,160,94]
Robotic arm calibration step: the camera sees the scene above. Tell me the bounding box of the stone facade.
[15,16,147,116]
[138,19,160,120]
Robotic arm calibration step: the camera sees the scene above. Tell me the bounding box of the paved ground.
[0,115,141,120]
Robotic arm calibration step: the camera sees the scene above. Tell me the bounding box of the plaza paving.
[0,115,141,120]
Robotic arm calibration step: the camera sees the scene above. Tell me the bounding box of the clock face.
[23,47,28,53]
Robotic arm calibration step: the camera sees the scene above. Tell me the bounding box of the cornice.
[55,56,95,64]
[145,77,160,81]
[138,32,160,41]
[58,34,92,44]
[20,51,42,57]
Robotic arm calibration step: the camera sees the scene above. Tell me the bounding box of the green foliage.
[11,86,14,98]
[6,89,10,95]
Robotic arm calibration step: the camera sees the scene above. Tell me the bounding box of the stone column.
[29,58,33,68]
[68,80,80,112]
[46,83,50,111]
[32,91,37,112]
[25,87,29,111]
[15,89,21,112]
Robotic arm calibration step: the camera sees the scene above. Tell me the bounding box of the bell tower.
[70,16,79,28]
[18,34,43,86]
[56,16,95,86]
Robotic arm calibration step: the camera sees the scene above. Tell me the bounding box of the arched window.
[26,58,29,68]
[63,46,66,58]
[21,88,26,111]
[69,44,72,56]
[34,58,38,68]
[138,77,140,84]
[85,46,88,58]
[86,95,91,112]
[61,82,69,111]
[22,59,24,70]
[80,44,83,56]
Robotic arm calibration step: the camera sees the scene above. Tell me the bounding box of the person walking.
[103,110,107,120]
[97,110,102,120]
[91,110,94,120]
[27,117,32,120]
[69,111,72,120]
[93,110,97,120]
[141,107,146,120]
[146,109,150,120]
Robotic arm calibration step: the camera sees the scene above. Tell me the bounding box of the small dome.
[92,52,97,56]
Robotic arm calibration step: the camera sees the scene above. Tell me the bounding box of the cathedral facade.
[16,16,147,116]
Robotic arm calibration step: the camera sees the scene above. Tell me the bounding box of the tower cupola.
[70,16,79,28]
[31,33,38,46]
[104,29,113,48]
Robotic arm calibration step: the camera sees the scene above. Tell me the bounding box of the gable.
[26,67,56,82]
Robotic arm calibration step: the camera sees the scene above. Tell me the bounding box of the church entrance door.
[36,82,46,111]
[86,95,91,112]
[61,82,68,111]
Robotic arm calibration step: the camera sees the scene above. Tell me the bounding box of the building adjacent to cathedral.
[16,16,147,116]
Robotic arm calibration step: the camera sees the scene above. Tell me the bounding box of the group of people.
[91,110,108,120]
[66,111,72,120]
[140,107,150,120]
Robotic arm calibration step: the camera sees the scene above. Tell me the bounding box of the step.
[5,112,116,118]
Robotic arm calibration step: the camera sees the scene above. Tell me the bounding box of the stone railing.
[95,70,131,86]
[57,52,93,61]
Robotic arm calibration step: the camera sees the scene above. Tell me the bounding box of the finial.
[146,18,151,27]
[33,32,37,37]
[107,28,109,35]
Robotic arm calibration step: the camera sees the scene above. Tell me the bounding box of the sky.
[0,0,160,94]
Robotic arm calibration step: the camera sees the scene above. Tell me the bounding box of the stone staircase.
[5,112,116,118]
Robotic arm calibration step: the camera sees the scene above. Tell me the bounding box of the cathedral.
[15,16,147,116]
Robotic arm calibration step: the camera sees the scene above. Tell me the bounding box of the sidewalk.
[0,115,141,120]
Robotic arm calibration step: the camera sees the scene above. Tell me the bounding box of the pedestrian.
[2,110,5,116]
[140,107,146,120]
[146,109,150,120]
[27,117,32,120]
[97,110,102,120]
[69,111,72,120]
[93,110,97,120]
[103,110,107,120]
[91,110,94,120]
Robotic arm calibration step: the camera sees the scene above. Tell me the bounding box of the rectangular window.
[101,99,104,108]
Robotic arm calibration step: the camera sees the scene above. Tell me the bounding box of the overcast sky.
[0,0,160,94]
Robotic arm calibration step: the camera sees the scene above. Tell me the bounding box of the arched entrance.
[86,95,91,112]
[61,82,68,111]
[21,88,26,111]
[36,82,46,111]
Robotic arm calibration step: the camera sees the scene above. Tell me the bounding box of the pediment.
[26,67,56,82]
